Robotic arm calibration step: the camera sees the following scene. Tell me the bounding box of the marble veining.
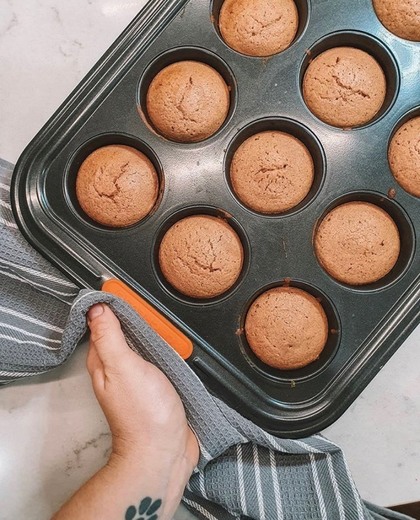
[65,431,112,477]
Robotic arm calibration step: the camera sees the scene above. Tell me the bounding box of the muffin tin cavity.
[152,206,250,305]
[314,192,415,291]
[211,0,309,56]
[239,280,340,382]
[64,134,163,231]
[372,0,420,42]
[300,31,399,128]
[225,117,325,216]
[388,106,420,198]
[138,47,237,142]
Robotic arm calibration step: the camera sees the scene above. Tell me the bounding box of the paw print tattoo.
[125,497,162,520]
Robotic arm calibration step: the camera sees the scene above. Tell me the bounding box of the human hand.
[52,303,199,519]
[86,303,199,478]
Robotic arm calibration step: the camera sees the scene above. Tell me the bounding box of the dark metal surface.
[390,502,420,519]
[12,0,420,436]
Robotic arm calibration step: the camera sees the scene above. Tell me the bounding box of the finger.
[89,358,106,392]
[86,340,103,376]
[87,304,135,368]
[86,340,107,392]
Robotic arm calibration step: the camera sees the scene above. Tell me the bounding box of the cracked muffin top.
[372,0,420,41]
[158,215,243,299]
[245,286,329,370]
[303,47,387,128]
[218,0,298,57]
[76,145,159,227]
[314,201,400,285]
[146,61,230,142]
[229,130,314,214]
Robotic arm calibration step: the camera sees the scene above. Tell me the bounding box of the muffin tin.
[12,0,420,436]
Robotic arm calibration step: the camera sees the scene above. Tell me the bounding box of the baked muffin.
[388,116,420,197]
[159,215,243,298]
[245,287,329,370]
[76,145,159,227]
[230,130,314,213]
[314,201,400,285]
[303,47,387,128]
[146,61,230,142]
[372,0,420,41]
[219,0,299,57]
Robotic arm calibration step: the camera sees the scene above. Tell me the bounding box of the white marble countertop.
[0,1,419,518]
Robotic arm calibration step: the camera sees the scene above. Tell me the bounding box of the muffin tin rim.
[12,0,420,436]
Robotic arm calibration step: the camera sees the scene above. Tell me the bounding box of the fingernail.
[87,304,104,323]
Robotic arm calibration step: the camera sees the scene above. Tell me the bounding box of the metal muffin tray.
[12,0,420,436]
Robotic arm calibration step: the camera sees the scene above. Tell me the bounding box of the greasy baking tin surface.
[13,0,420,436]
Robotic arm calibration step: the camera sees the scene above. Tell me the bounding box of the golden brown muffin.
[76,145,159,227]
[146,61,230,142]
[159,215,243,298]
[219,0,299,57]
[303,47,387,128]
[314,201,400,285]
[372,0,420,41]
[245,287,329,370]
[388,116,420,197]
[230,131,314,213]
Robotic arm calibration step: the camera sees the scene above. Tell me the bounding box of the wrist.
[109,429,198,479]
[108,445,194,486]
[105,447,193,520]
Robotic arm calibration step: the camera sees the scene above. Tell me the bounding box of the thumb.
[87,304,132,368]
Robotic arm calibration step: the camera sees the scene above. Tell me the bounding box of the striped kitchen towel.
[0,159,79,383]
[0,158,413,520]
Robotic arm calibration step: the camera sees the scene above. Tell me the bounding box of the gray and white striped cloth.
[0,158,413,520]
[0,159,78,383]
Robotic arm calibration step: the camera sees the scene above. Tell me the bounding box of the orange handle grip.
[102,279,193,360]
